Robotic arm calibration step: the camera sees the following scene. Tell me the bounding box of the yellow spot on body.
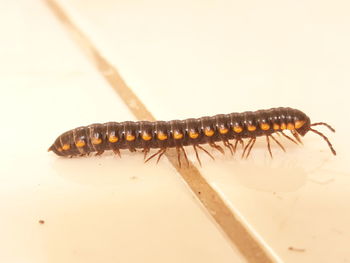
[273,123,280,130]
[189,130,199,139]
[260,123,270,130]
[126,133,136,141]
[157,132,168,140]
[295,120,305,129]
[109,135,118,143]
[280,123,287,130]
[219,127,228,134]
[75,140,85,148]
[91,137,102,145]
[62,144,70,150]
[287,123,295,130]
[173,131,183,140]
[142,132,152,141]
[57,147,63,152]
[204,128,214,137]
[247,125,256,132]
[233,125,243,133]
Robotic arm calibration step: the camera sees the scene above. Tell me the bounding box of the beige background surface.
[1,0,349,262]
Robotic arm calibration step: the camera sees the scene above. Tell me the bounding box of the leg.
[193,145,202,166]
[242,138,253,158]
[234,139,244,153]
[280,131,298,145]
[234,140,239,153]
[197,144,215,160]
[176,147,182,168]
[145,148,166,163]
[210,142,225,155]
[156,148,167,164]
[223,139,234,155]
[142,148,150,160]
[180,146,189,167]
[113,149,121,158]
[245,138,256,159]
[240,139,244,149]
[128,147,137,153]
[266,135,273,158]
[95,150,105,156]
[291,130,303,144]
[270,134,286,152]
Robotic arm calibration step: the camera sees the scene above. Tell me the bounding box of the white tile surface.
[0,1,245,262]
[58,0,350,262]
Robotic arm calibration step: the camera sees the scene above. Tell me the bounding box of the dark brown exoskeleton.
[48,107,336,167]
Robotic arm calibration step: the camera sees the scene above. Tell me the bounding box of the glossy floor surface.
[1,1,350,262]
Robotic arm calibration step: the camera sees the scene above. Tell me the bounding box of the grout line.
[212,183,284,263]
[45,1,276,262]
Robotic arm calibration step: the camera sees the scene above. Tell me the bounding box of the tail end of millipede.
[48,144,65,156]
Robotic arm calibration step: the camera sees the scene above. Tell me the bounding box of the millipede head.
[292,110,311,136]
[290,110,336,155]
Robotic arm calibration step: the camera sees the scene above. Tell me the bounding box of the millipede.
[48,107,336,167]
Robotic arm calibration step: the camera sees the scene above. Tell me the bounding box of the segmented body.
[48,107,336,165]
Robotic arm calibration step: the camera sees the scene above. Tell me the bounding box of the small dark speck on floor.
[288,246,305,252]
[130,176,138,180]
[38,220,45,225]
